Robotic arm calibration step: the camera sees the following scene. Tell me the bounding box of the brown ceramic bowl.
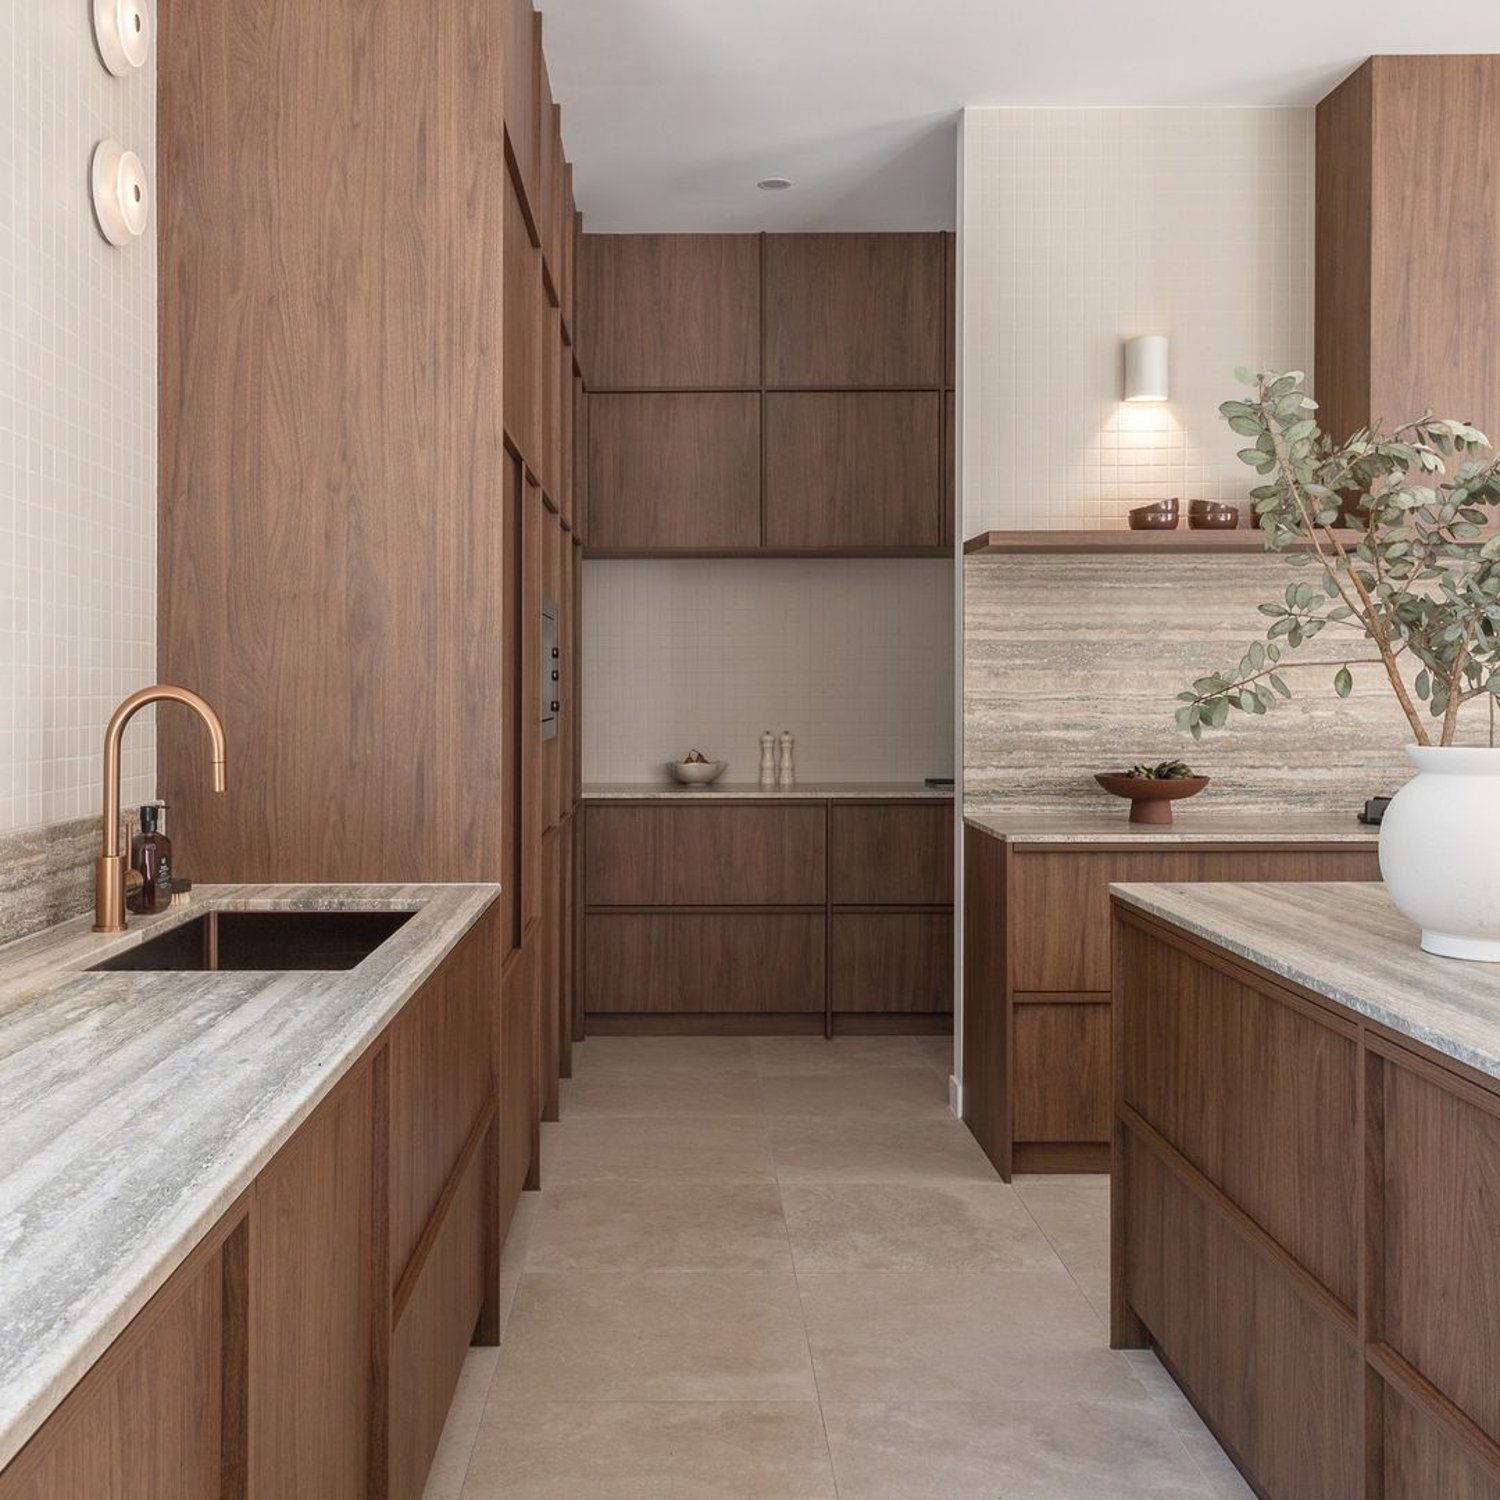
[1128,500,1180,531]
[1188,501,1240,530]
[1094,773,1210,824]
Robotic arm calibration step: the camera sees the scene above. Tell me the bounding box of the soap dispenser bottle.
[128,803,172,914]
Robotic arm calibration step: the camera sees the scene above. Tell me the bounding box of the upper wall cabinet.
[765,391,941,548]
[504,170,544,467]
[1317,56,1500,446]
[588,393,761,551]
[763,234,944,388]
[503,0,540,215]
[581,235,762,389]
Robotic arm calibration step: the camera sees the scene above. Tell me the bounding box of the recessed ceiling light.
[757,177,793,191]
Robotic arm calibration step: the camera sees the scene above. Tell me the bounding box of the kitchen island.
[1111,880,1500,1500]
[0,882,507,1499]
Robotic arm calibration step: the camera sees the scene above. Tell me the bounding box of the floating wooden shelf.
[963,528,1272,555]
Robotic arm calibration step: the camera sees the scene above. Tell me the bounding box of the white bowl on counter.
[666,759,728,786]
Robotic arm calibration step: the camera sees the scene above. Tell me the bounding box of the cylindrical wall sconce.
[94,0,152,75]
[91,139,149,246]
[1123,335,1170,403]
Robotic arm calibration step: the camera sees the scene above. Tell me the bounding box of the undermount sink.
[88,910,413,972]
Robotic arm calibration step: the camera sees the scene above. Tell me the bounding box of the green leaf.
[1269,673,1292,697]
[1334,665,1354,698]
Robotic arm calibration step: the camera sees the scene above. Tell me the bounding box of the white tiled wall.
[960,107,1313,532]
[0,4,157,833]
[582,559,954,784]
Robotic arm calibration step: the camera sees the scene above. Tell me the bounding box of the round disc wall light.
[92,139,149,246]
[94,0,152,75]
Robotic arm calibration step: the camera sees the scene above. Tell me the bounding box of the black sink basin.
[89,909,413,972]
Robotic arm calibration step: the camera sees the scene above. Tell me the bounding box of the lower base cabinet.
[0,903,516,1500]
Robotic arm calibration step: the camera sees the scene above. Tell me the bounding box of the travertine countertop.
[1111,881,1500,1080]
[0,881,498,1471]
[585,781,954,801]
[964,807,1379,844]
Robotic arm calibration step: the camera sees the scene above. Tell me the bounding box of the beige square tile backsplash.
[583,559,955,785]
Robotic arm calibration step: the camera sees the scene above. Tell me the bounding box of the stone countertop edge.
[962,808,1380,843]
[584,781,954,800]
[1110,880,1500,1083]
[0,880,499,1473]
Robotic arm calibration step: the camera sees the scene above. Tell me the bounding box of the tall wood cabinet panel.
[588,393,761,550]
[829,802,951,905]
[763,233,944,387]
[1316,56,1500,446]
[581,235,762,389]
[503,0,540,214]
[505,169,543,466]
[764,391,941,548]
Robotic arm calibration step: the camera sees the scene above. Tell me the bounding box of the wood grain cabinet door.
[580,234,761,389]
[763,233,944,387]
[830,913,953,1014]
[829,803,952,905]
[764,391,941,549]
[588,392,761,550]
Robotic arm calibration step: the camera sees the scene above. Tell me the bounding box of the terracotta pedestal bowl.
[1094,773,1210,825]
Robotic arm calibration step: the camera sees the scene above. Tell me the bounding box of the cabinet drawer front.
[1010,846,1381,993]
[585,804,826,906]
[1012,1001,1111,1143]
[584,913,825,1013]
[829,802,951,905]
[830,912,952,1014]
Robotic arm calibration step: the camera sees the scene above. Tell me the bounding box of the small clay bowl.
[1128,500,1180,531]
[1094,773,1210,825]
[1188,501,1240,531]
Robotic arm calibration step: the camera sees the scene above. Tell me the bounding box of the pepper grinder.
[777,730,796,789]
[759,730,777,790]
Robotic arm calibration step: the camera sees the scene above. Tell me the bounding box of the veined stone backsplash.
[964,553,1493,814]
[0,815,109,946]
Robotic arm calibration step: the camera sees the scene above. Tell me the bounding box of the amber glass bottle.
[128,803,173,914]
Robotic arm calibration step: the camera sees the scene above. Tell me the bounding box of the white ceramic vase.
[1379,745,1500,961]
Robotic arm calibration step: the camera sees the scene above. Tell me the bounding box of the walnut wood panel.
[537,54,560,282]
[588,393,761,551]
[505,165,544,471]
[1013,1002,1111,1144]
[580,235,762,389]
[1314,59,1373,446]
[584,913,825,1014]
[158,0,507,889]
[829,912,952,1014]
[389,1148,485,1500]
[1011,845,1381,993]
[1384,1384,1500,1500]
[0,1240,225,1499]
[944,231,956,390]
[1122,1130,1363,1500]
[763,233,944,387]
[829,802,951,905]
[539,825,562,1122]
[943,391,955,548]
[500,942,541,1208]
[248,1065,376,1500]
[572,377,588,544]
[1383,1057,1500,1442]
[961,825,1010,1176]
[541,299,561,498]
[559,340,574,526]
[1117,918,1360,1306]
[763,391,941,549]
[503,0,539,216]
[501,453,525,952]
[585,803,826,907]
[387,913,497,1290]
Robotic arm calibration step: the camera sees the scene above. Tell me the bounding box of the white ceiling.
[540,0,1500,231]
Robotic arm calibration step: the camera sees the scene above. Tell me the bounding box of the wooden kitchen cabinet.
[503,0,540,216]
[587,392,761,551]
[763,233,944,387]
[505,168,544,467]
[764,391,941,549]
[581,234,762,389]
[830,912,953,1015]
[829,802,951,905]
[962,824,1382,1177]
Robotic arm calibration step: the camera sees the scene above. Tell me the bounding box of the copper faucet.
[95,685,227,932]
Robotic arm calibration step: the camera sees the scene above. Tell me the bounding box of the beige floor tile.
[540,1115,774,1183]
[1013,1174,1112,1315]
[420,1348,500,1500]
[490,1271,817,1402]
[821,1401,1214,1499]
[526,1180,793,1272]
[461,1402,837,1500]
[797,1269,1149,1404]
[769,1115,1000,1183]
[497,1191,540,1334]
[757,1065,950,1118]
[749,1035,925,1075]
[572,1035,757,1075]
[564,1070,763,1118]
[910,1034,955,1077]
[781,1180,1060,1272]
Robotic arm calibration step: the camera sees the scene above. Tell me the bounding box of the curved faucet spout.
[96,685,228,932]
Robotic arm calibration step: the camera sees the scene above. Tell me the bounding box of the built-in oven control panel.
[540,593,559,741]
